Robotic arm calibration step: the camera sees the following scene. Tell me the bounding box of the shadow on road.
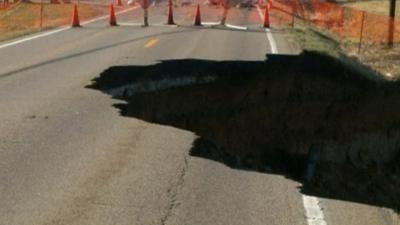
[87,51,400,212]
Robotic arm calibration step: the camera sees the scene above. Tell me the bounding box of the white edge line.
[118,22,143,26]
[0,6,140,50]
[201,21,220,26]
[118,22,178,28]
[302,195,328,225]
[265,28,278,54]
[256,5,278,54]
[225,23,247,30]
[0,27,70,49]
[152,24,179,27]
[201,22,248,31]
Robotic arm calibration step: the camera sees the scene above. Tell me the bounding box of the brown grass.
[342,0,400,17]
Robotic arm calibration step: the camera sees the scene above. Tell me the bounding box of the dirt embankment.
[89,51,400,211]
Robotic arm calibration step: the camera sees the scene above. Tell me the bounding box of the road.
[0,3,397,225]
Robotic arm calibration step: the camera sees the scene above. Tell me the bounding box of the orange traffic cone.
[71,4,80,27]
[194,4,201,26]
[263,3,270,28]
[109,4,117,26]
[115,0,122,6]
[167,0,175,25]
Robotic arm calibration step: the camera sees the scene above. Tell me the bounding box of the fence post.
[40,0,43,29]
[388,0,396,47]
[358,11,365,54]
[143,0,149,27]
[291,6,295,27]
[388,18,396,47]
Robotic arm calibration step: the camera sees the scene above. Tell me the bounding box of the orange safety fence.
[0,0,20,10]
[0,1,125,41]
[270,0,400,45]
[0,0,398,45]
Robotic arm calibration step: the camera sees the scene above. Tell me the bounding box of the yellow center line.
[144,38,159,48]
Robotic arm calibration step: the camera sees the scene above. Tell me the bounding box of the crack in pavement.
[160,154,189,225]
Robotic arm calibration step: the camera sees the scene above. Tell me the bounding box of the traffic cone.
[109,4,117,26]
[167,0,175,25]
[194,4,201,26]
[71,4,80,27]
[115,0,122,6]
[263,3,270,28]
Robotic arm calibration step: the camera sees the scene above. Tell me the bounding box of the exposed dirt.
[89,51,400,212]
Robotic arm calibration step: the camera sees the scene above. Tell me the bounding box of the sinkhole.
[88,51,400,211]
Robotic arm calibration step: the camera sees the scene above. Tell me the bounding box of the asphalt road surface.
[0,3,398,225]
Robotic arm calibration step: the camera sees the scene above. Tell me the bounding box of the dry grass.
[342,0,400,17]
[344,43,400,80]
[0,2,108,42]
[290,23,400,80]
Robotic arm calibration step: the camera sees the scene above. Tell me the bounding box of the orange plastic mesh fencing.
[0,0,18,10]
[269,1,295,26]
[0,0,399,45]
[271,0,400,44]
[273,0,307,19]
[0,1,125,41]
[40,3,109,28]
[362,12,400,44]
